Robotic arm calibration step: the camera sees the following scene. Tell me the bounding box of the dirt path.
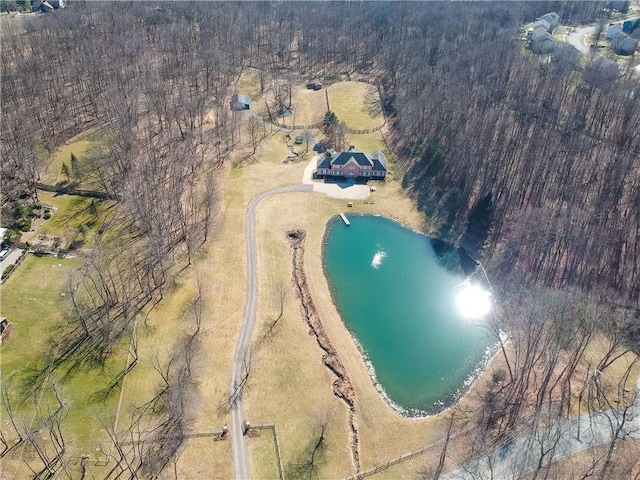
[230,184,313,480]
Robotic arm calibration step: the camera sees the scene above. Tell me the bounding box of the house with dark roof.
[533,19,551,33]
[539,12,559,31]
[34,0,65,12]
[231,94,252,111]
[531,26,555,53]
[316,149,387,181]
[610,31,638,56]
[527,12,559,54]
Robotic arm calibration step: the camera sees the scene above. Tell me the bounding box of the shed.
[231,94,252,111]
[306,78,323,90]
[611,32,638,56]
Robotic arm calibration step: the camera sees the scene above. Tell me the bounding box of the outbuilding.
[306,78,323,90]
[231,94,252,111]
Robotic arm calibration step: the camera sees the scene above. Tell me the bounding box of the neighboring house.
[307,78,323,90]
[533,19,551,33]
[38,1,54,12]
[316,148,387,181]
[34,0,65,12]
[230,94,251,111]
[531,26,555,53]
[527,12,559,54]
[607,24,624,40]
[539,12,559,31]
[611,31,638,55]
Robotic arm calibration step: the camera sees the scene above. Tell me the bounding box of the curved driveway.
[230,184,313,480]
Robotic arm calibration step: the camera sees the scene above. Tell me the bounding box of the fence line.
[251,423,285,480]
[270,120,323,131]
[342,442,435,480]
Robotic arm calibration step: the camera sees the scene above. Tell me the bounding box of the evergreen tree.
[61,162,70,180]
[70,152,82,180]
[323,111,338,135]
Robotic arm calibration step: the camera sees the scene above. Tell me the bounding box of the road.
[230,184,313,480]
[566,24,596,55]
[564,16,640,62]
[0,248,26,277]
[441,377,640,479]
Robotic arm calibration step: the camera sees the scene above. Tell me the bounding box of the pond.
[323,214,494,416]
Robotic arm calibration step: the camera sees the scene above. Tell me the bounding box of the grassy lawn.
[0,255,129,477]
[237,66,263,100]
[277,84,326,127]
[348,131,391,157]
[0,255,83,371]
[327,81,384,131]
[24,191,116,247]
[44,133,96,186]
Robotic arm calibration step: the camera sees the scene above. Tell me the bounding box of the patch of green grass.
[0,256,82,369]
[326,81,384,130]
[36,191,115,243]
[0,255,134,473]
[45,134,95,185]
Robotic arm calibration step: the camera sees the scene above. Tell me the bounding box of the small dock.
[340,213,350,226]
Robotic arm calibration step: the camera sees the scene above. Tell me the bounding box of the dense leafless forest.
[2,1,640,478]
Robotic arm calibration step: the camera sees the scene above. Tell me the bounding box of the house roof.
[532,26,553,42]
[232,94,251,105]
[370,151,387,171]
[540,12,559,29]
[317,156,332,169]
[331,151,373,167]
[607,25,623,39]
[612,33,638,54]
[534,19,551,32]
[316,150,387,171]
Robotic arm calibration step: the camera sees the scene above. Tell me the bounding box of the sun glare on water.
[456,283,492,319]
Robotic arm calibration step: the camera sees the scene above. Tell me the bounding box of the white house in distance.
[316,148,387,182]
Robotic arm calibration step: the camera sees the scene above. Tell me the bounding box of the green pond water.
[323,214,494,415]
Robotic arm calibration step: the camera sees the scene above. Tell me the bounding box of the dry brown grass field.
[326,81,384,131]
